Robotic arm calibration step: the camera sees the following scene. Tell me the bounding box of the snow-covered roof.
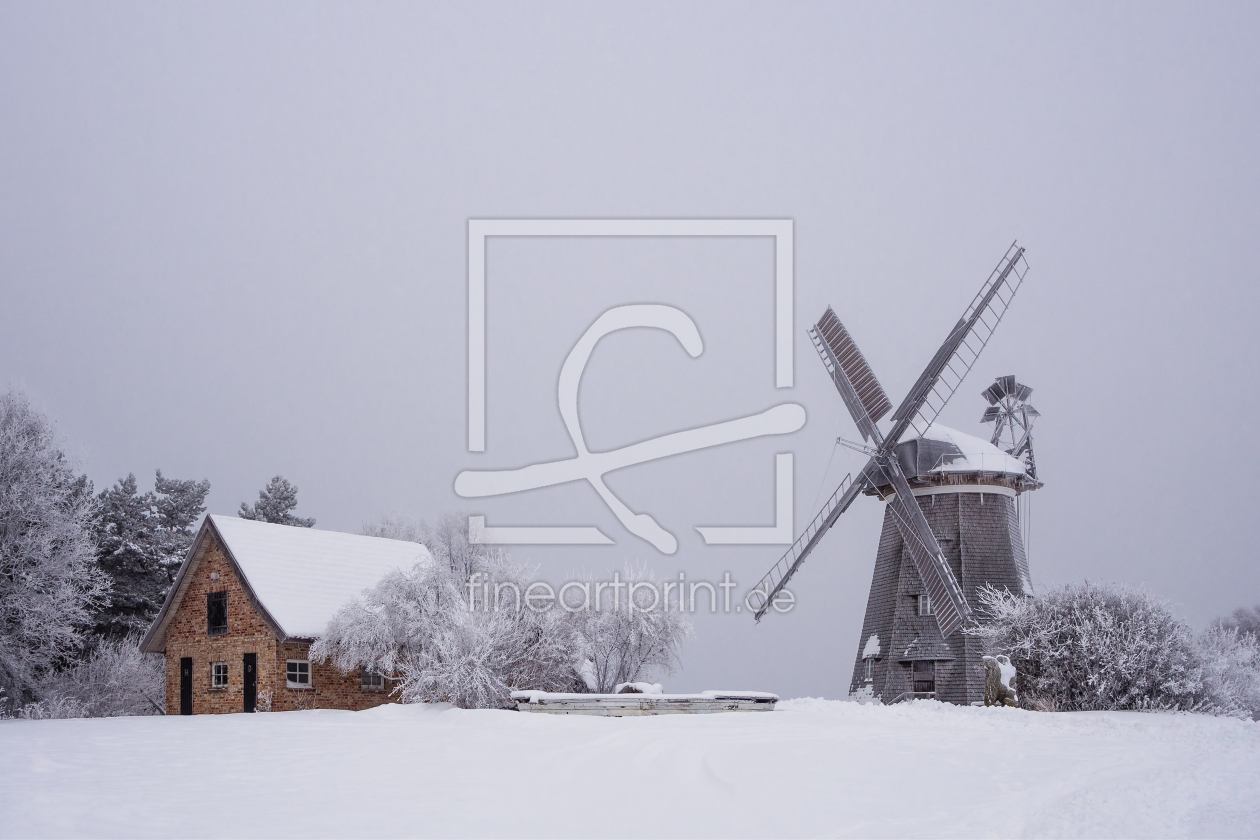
[915,424,1027,477]
[208,515,431,638]
[142,515,431,651]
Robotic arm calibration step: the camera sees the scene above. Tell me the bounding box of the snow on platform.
[2,699,1258,838]
[512,689,778,715]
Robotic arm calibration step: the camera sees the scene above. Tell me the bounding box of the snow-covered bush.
[968,582,1212,713]
[0,391,108,709]
[566,567,693,694]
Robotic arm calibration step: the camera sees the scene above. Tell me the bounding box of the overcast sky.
[2,2,1257,698]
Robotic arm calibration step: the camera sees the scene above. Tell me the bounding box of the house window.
[918,594,933,617]
[286,660,311,688]
[211,661,228,689]
[361,668,384,691]
[912,660,936,693]
[863,658,874,682]
[207,591,228,636]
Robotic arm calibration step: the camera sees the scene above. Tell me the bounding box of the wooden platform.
[511,690,778,716]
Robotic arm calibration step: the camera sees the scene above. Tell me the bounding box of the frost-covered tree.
[1217,605,1260,642]
[318,515,694,707]
[312,551,583,708]
[93,470,209,638]
[566,567,693,693]
[0,391,108,707]
[238,475,314,527]
[364,511,496,579]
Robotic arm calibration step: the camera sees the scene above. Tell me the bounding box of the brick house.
[141,514,430,714]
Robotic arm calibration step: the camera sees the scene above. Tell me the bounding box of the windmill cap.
[898,424,1028,478]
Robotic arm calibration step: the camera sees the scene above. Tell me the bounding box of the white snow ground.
[2,699,1257,839]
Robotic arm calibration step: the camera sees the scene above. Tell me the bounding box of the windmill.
[748,243,1041,704]
[981,375,1040,480]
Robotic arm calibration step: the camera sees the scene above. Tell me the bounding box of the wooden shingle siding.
[850,488,1031,705]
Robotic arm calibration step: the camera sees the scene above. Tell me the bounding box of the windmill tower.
[747,243,1040,705]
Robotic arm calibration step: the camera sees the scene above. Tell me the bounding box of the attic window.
[207,591,228,636]
[287,660,311,688]
[361,669,384,691]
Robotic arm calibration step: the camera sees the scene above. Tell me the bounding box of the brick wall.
[163,529,395,715]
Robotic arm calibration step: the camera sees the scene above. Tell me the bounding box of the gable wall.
[164,531,279,715]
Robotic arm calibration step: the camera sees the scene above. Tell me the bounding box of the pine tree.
[238,475,314,527]
[151,470,210,580]
[92,470,209,639]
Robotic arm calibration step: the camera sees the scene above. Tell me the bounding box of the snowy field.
[2,699,1258,839]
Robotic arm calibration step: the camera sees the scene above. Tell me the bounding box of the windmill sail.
[875,457,972,637]
[751,243,1028,641]
[886,243,1029,446]
[748,468,870,620]
[811,309,891,442]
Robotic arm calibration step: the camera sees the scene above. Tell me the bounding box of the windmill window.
[863,658,874,682]
[286,659,311,688]
[207,591,228,636]
[913,660,936,693]
[210,661,228,689]
[361,669,385,691]
[918,594,933,617]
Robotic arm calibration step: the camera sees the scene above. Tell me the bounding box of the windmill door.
[179,657,193,715]
[912,660,936,694]
[243,653,257,713]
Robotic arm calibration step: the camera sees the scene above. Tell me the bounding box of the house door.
[180,657,193,715]
[243,652,257,713]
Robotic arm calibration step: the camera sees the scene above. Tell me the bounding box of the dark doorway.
[243,652,257,713]
[180,657,193,715]
[912,660,936,694]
